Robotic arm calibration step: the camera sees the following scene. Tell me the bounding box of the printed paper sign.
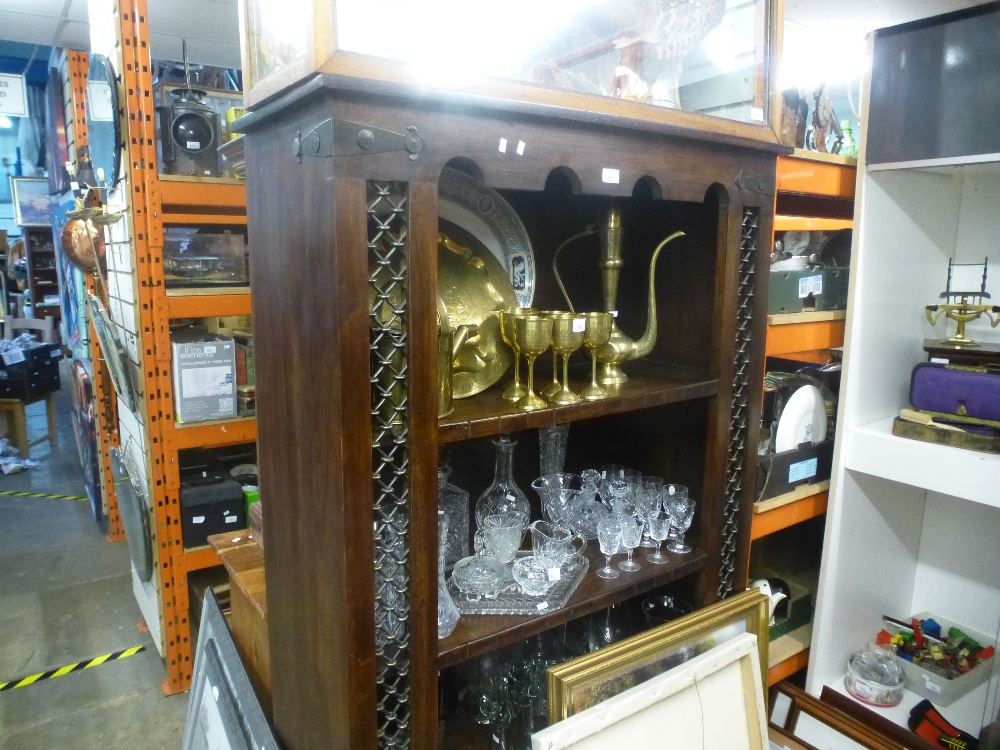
[0,74,28,118]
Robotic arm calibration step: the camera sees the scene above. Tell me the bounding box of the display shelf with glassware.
[808,7,1000,743]
[238,30,788,740]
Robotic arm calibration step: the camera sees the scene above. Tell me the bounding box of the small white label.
[506,494,515,501]
[536,602,549,610]
[232,536,242,543]
[50,350,61,358]
[924,676,942,694]
[2,349,25,365]
[572,318,585,333]
[193,515,206,524]
[788,457,818,483]
[498,138,507,153]
[610,310,619,318]
[493,736,500,744]
[750,107,765,122]
[798,274,823,299]
[516,140,525,155]
[187,141,201,149]
[203,345,217,355]
[602,168,620,184]
[930,357,949,364]
[547,567,561,581]
[225,515,238,523]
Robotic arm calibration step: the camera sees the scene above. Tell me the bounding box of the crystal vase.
[438,512,460,639]
[438,466,470,572]
[475,435,530,530]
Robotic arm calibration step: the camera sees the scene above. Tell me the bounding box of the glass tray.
[448,551,589,616]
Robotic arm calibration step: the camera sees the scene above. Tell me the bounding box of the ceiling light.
[0,116,15,130]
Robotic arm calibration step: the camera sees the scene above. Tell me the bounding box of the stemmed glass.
[513,314,552,411]
[605,478,633,516]
[636,476,663,548]
[596,517,621,579]
[617,515,643,572]
[579,312,613,401]
[647,510,672,564]
[665,493,696,554]
[662,484,688,541]
[499,307,529,402]
[549,313,586,405]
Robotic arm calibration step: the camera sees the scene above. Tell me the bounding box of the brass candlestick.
[549,314,586,405]
[514,315,552,411]
[580,312,613,400]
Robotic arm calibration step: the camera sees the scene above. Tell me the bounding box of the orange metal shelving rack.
[116,0,250,694]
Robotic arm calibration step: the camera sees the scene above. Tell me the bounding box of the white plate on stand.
[775,384,827,452]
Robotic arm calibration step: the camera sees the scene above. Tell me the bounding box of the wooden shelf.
[166,288,252,319]
[768,310,847,326]
[170,416,257,451]
[774,216,853,232]
[767,623,812,685]
[182,545,221,573]
[440,362,717,443]
[438,545,707,668]
[751,484,829,541]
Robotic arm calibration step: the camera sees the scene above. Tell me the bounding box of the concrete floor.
[0,379,188,748]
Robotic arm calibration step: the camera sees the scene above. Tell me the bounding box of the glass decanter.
[475,435,530,529]
[438,465,470,572]
[438,511,460,639]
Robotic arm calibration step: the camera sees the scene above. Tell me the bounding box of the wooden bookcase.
[238,72,786,746]
[21,227,61,321]
[753,151,857,686]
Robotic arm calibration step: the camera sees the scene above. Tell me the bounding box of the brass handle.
[551,225,596,313]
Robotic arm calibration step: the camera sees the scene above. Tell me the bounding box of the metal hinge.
[292,119,426,162]
[735,171,775,197]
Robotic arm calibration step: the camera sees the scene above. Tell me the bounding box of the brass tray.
[439,168,535,309]
[439,234,517,398]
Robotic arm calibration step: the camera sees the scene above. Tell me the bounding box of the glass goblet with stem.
[499,307,529,402]
[605,477,633,517]
[537,311,563,401]
[665,493,695,554]
[595,516,621,579]
[647,509,672,564]
[617,515,643,572]
[549,313,586,405]
[579,312,613,401]
[662,483,688,542]
[514,314,552,411]
[637,476,663,548]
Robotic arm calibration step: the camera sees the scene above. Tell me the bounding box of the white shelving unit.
[806,31,1000,740]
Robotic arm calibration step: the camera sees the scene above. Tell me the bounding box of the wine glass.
[617,515,643,572]
[595,516,621,579]
[513,314,552,411]
[499,307,529,402]
[549,313,586,405]
[647,510,672,564]
[605,478,633,516]
[665,493,695,554]
[662,483,688,541]
[580,312,613,401]
[636,476,663,548]
[599,464,624,506]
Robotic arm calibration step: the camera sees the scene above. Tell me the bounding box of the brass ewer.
[553,205,686,386]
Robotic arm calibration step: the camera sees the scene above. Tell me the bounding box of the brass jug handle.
[552,225,597,313]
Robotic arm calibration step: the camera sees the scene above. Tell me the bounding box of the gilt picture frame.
[547,588,768,723]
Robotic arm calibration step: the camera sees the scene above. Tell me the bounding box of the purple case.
[909,363,1000,424]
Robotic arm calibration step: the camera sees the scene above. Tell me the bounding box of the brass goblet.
[580,312,614,401]
[499,307,529,402]
[513,315,553,411]
[549,314,586,405]
[536,311,563,400]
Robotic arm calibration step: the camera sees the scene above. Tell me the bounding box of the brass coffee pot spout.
[552,205,685,386]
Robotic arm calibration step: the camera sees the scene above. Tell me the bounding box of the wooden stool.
[0,393,57,458]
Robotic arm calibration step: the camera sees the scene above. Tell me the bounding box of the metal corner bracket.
[292,119,426,162]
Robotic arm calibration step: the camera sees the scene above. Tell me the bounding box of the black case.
[0,344,62,400]
[179,463,245,547]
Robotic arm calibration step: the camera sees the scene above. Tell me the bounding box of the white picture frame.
[532,633,768,750]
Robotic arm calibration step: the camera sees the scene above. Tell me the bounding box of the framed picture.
[547,588,769,723]
[45,66,71,195]
[10,177,58,228]
[533,633,768,750]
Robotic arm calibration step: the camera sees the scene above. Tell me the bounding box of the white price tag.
[225,515,238,523]
[2,349,25,365]
[516,140,526,155]
[536,602,549,611]
[547,567,561,581]
[193,515,206,524]
[924,677,942,694]
[750,107,765,122]
[498,138,507,153]
[572,318,585,333]
[798,274,823,299]
[610,310,619,318]
[506,494,516,501]
[186,141,201,149]
[602,168,620,184]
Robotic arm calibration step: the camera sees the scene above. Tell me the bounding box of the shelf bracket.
[291,119,426,162]
[735,171,776,197]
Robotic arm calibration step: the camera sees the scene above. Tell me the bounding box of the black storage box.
[757,439,835,500]
[0,344,62,400]
[179,462,246,547]
[766,349,842,395]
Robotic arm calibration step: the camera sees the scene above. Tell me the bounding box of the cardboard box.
[171,332,237,423]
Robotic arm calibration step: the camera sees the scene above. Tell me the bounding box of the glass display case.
[239,0,780,137]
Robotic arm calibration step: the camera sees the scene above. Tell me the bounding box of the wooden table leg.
[10,402,28,459]
[46,392,57,447]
